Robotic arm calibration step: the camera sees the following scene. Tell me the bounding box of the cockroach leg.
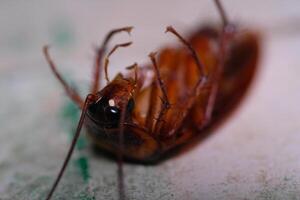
[166,26,209,98]
[202,27,232,127]
[125,62,138,85]
[214,0,229,27]
[45,94,96,200]
[43,45,84,108]
[149,52,170,106]
[117,101,128,200]
[165,26,209,136]
[202,0,235,127]
[145,82,159,132]
[166,26,209,95]
[91,26,133,94]
[165,26,206,78]
[104,42,133,83]
[133,63,138,85]
[149,52,171,134]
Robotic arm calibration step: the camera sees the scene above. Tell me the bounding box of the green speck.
[61,100,87,150]
[62,100,80,123]
[50,20,75,48]
[60,78,91,183]
[75,156,90,182]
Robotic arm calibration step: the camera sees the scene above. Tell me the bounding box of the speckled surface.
[1,1,300,200]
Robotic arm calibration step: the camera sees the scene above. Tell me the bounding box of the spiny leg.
[104,42,135,200]
[166,26,206,79]
[43,46,84,108]
[91,27,133,94]
[165,26,208,135]
[149,52,171,135]
[166,26,209,96]
[145,82,159,132]
[104,42,132,83]
[202,31,227,126]
[125,62,138,85]
[203,0,234,126]
[45,94,96,200]
[166,26,208,99]
[116,64,138,200]
[117,100,128,200]
[215,0,229,27]
[166,0,234,130]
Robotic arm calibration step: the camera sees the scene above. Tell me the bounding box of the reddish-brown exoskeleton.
[43,0,259,199]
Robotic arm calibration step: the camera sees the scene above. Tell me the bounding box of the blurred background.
[0,0,300,199]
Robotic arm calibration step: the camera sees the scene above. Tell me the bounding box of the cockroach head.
[87,77,135,127]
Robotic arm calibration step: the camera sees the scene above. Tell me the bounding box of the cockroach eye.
[127,98,135,112]
[88,103,98,114]
[104,106,120,122]
[88,97,106,115]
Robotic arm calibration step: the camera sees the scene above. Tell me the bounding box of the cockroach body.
[43,0,259,199]
[84,26,259,162]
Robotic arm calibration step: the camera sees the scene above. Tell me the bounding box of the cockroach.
[42,0,259,199]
